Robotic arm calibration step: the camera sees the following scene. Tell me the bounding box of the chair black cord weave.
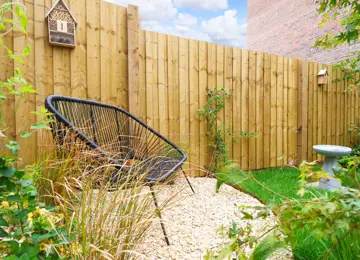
[45,95,195,245]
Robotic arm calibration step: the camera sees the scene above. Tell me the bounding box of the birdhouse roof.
[45,0,77,25]
[318,69,328,76]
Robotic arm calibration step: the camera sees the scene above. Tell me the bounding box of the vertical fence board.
[270,54,277,167]
[117,6,128,110]
[307,62,314,159]
[158,33,166,136]
[241,50,249,170]
[189,39,199,175]
[263,53,271,167]
[86,0,100,101]
[233,48,241,164]
[225,46,233,162]
[199,41,208,175]
[256,52,264,168]
[179,37,189,169]
[167,35,179,145]
[249,51,256,169]
[208,43,216,167]
[70,0,87,99]
[283,57,288,165]
[276,56,284,166]
[139,30,146,122]
[288,58,297,162]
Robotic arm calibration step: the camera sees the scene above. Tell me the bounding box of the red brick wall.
[248,0,360,64]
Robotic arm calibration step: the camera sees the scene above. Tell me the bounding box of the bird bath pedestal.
[313,145,352,191]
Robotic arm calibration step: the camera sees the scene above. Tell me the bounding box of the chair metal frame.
[45,95,195,245]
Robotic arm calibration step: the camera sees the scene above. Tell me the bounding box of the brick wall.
[248,0,360,64]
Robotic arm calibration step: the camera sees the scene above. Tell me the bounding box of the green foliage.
[0,3,67,259]
[0,157,74,259]
[314,0,360,88]
[198,87,232,170]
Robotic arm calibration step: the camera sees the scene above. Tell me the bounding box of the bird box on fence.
[317,69,328,85]
[45,0,77,48]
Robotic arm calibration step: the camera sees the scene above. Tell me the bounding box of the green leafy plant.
[0,3,70,259]
[314,0,360,89]
[198,87,232,170]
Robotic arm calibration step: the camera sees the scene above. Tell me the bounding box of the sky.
[106,0,248,48]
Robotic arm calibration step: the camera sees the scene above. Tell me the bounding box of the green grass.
[218,167,325,204]
[217,166,359,260]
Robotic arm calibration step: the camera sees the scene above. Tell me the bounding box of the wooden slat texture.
[288,58,297,162]
[179,37,189,169]
[207,43,216,166]
[70,0,87,99]
[100,1,117,105]
[138,30,146,122]
[283,57,288,165]
[270,54,277,167]
[232,48,241,164]
[224,46,233,162]
[145,31,153,127]
[86,0,101,101]
[117,6,128,110]
[199,41,208,175]
[263,53,271,167]
[307,62,314,160]
[127,5,138,113]
[248,51,256,169]
[276,56,284,166]
[241,50,249,169]
[158,33,166,136]
[189,39,199,175]
[167,35,179,144]
[255,52,264,168]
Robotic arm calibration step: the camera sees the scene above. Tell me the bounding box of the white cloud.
[175,13,197,27]
[107,0,177,21]
[201,10,247,47]
[174,0,228,10]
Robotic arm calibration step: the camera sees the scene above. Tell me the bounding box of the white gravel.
[138,177,292,260]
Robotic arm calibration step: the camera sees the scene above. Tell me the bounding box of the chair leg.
[180,166,195,194]
[150,185,170,246]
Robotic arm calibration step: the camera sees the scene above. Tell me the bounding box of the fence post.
[127,5,140,115]
[297,60,308,163]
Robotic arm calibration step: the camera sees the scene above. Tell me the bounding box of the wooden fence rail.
[1,0,359,176]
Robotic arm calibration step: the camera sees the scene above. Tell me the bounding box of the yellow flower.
[59,247,65,254]
[1,201,9,208]
[27,212,33,219]
[40,243,47,252]
[6,162,13,167]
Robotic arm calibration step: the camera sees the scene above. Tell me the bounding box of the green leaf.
[0,23,5,31]
[18,253,30,260]
[20,131,31,138]
[30,122,51,131]
[0,217,8,226]
[18,179,33,187]
[21,45,30,57]
[31,232,57,243]
[7,194,20,201]
[0,166,15,177]
[5,141,20,155]
[15,209,29,221]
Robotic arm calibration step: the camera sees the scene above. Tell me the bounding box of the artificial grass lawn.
[218,167,359,260]
[218,166,325,204]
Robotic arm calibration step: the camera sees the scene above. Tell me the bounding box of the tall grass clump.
[32,142,172,259]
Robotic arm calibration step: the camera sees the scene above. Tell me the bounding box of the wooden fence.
[1,0,359,176]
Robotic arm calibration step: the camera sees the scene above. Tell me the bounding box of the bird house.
[317,69,328,85]
[45,0,77,48]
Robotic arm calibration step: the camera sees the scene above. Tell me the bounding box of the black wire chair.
[45,95,195,245]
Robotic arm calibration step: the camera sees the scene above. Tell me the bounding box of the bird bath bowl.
[313,145,352,191]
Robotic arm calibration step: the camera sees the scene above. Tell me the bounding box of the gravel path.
[139,177,292,260]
